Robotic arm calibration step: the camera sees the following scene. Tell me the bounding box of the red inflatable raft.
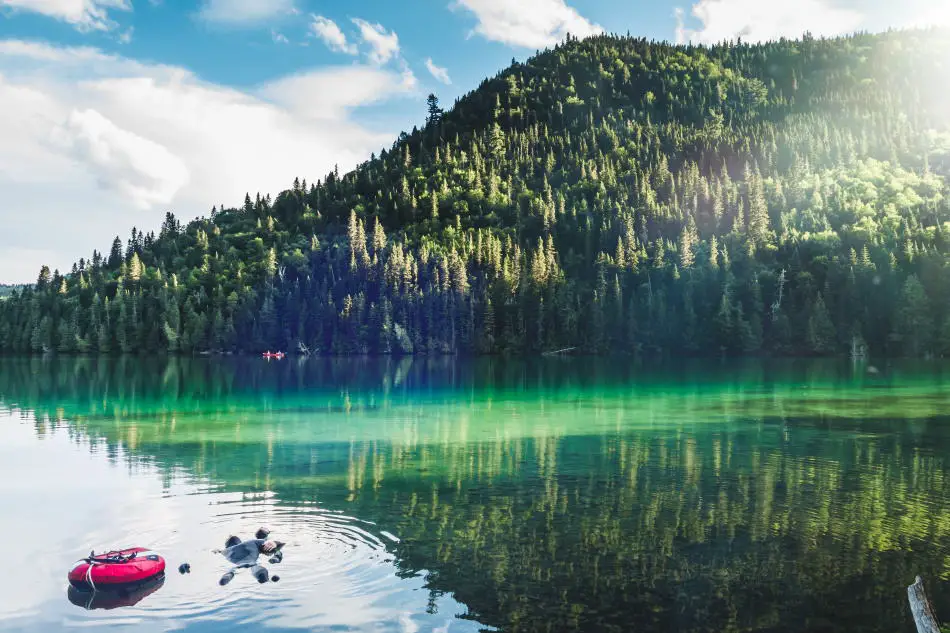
[68,548,165,592]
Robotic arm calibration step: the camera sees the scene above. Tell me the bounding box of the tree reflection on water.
[2,355,950,633]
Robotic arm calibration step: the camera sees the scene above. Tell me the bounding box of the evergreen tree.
[806,294,836,354]
[426,94,443,127]
[895,275,934,357]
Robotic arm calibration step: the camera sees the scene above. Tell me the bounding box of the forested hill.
[3,29,950,357]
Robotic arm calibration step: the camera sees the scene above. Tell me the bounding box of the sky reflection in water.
[0,414,475,632]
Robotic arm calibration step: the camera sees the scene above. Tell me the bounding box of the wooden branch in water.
[542,347,577,356]
[908,575,941,633]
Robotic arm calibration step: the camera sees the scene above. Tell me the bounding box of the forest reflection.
[2,355,949,633]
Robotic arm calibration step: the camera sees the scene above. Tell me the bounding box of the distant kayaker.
[213,527,284,585]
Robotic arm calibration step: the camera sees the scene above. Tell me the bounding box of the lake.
[1,356,949,632]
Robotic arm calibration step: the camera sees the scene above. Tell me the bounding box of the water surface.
[1,356,949,632]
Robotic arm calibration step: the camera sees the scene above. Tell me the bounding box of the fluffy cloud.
[51,108,190,209]
[425,58,451,85]
[310,15,357,54]
[0,0,130,31]
[260,65,418,120]
[452,0,603,49]
[351,18,400,65]
[197,0,296,26]
[0,40,419,282]
[894,1,950,29]
[675,0,863,44]
[0,38,93,62]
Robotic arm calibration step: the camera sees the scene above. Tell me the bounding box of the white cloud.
[310,15,357,54]
[675,0,863,45]
[117,25,133,44]
[0,0,130,31]
[425,58,451,85]
[397,63,418,92]
[351,17,400,65]
[452,0,603,49]
[0,39,419,282]
[260,65,418,120]
[895,2,950,29]
[272,29,288,44]
[674,8,688,45]
[51,108,190,210]
[197,0,295,26]
[0,38,110,62]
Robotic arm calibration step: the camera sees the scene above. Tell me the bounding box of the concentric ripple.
[0,416,484,633]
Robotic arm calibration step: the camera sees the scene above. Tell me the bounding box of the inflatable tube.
[67,574,165,610]
[67,548,165,592]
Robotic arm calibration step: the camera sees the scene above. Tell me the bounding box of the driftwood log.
[542,347,577,356]
[907,575,941,633]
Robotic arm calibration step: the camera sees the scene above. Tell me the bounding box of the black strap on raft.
[85,550,138,565]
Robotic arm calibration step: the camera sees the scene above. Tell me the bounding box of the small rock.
[271,575,280,583]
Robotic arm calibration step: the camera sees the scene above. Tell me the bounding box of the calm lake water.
[1,356,949,633]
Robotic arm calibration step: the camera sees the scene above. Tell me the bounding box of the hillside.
[2,29,950,357]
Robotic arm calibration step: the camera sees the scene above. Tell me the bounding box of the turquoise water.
[1,356,949,632]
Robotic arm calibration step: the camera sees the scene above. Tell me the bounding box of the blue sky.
[0,0,948,282]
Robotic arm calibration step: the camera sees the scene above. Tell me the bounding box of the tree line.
[0,285,23,299]
[1,29,950,357]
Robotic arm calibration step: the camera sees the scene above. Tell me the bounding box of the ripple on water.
[49,489,480,632]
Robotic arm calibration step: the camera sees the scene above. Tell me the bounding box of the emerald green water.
[1,357,949,632]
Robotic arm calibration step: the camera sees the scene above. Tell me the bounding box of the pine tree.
[714,291,733,354]
[128,252,143,282]
[745,163,770,245]
[108,238,123,269]
[895,275,934,357]
[426,94,443,126]
[806,294,836,354]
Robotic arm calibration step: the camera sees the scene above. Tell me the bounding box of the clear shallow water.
[1,356,950,633]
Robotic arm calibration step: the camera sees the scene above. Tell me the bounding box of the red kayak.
[68,548,165,592]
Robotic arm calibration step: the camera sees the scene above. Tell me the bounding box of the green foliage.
[2,29,950,356]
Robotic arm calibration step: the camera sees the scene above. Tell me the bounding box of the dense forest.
[2,29,950,357]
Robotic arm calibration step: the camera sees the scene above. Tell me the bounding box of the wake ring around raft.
[67,548,166,594]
